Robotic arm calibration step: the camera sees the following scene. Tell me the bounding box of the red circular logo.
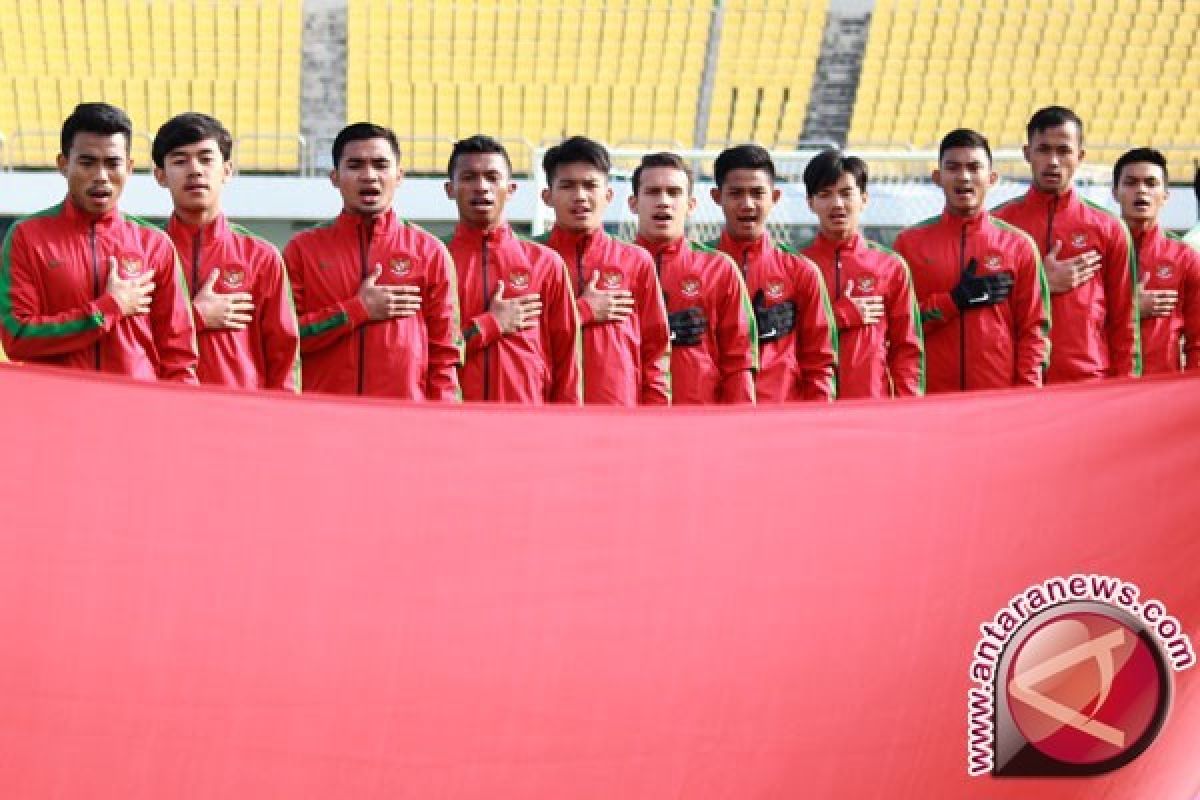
[1004,610,1166,768]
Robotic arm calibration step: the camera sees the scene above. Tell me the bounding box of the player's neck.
[945,206,985,221]
[462,218,506,234]
[725,228,766,243]
[174,206,222,228]
[637,230,681,246]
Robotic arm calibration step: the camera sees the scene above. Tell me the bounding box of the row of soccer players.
[1,102,1197,402]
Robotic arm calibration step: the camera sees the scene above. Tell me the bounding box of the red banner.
[1,364,1197,798]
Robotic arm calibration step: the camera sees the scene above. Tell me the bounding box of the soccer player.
[993,106,1140,382]
[444,135,581,404]
[0,102,197,382]
[537,136,670,405]
[1113,148,1200,373]
[153,113,300,391]
[709,144,836,402]
[630,152,757,404]
[800,149,924,399]
[283,123,462,400]
[893,129,1049,393]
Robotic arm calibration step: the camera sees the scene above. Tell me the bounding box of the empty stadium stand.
[345,0,713,173]
[0,0,303,171]
[704,0,826,150]
[847,0,1200,180]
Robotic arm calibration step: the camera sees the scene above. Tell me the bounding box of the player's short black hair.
[1027,105,1085,144]
[1113,147,1169,186]
[331,122,400,168]
[542,136,611,184]
[448,134,513,179]
[713,144,776,188]
[151,112,233,168]
[631,152,694,195]
[939,128,993,165]
[61,102,133,156]
[803,148,869,196]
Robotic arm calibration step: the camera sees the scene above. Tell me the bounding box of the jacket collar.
[453,221,515,248]
[634,234,686,261]
[717,229,774,265]
[1022,185,1079,213]
[547,225,606,260]
[61,196,121,230]
[166,212,231,251]
[333,208,400,239]
[1132,223,1163,252]
[940,208,989,233]
[806,230,865,260]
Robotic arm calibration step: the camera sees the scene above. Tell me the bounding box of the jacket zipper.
[90,222,100,371]
[575,238,586,290]
[833,247,842,387]
[482,235,490,401]
[1044,195,1058,253]
[959,223,967,391]
[191,226,203,300]
[357,222,368,395]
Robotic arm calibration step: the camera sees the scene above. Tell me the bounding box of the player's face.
[629,166,696,243]
[934,146,996,217]
[332,137,402,216]
[154,138,231,217]
[542,162,612,233]
[1114,161,1168,229]
[712,168,780,241]
[446,152,515,229]
[807,171,867,240]
[1025,122,1085,194]
[58,131,131,217]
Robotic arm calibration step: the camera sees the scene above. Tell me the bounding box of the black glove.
[950,258,1014,310]
[667,306,708,346]
[752,289,797,343]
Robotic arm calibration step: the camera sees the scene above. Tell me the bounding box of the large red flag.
[0,364,1196,798]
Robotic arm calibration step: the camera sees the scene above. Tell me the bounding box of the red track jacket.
[0,199,197,382]
[894,210,1050,393]
[283,210,462,400]
[167,213,300,392]
[539,225,670,405]
[713,230,836,402]
[801,231,924,398]
[448,223,581,404]
[994,186,1140,381]
[1135,225,1200,374]
[636,235,756,405]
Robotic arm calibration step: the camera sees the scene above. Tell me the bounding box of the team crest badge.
[856,276,876,293]
[509,268,532,290]
[681,276,702,298]
[45,257,63,270]
[766,280,786,299]
[1156,264,1173,280]
[1071,233,1088,249]
[985,254,1003,270]
[390,257,412,277]
[222,267,246,289]
[601,268,623,289]
[119,257,143,278]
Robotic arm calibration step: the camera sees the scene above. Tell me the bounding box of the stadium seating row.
[0,0,302,170]
[0,0,1195,179]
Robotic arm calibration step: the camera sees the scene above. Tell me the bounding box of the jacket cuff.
[94,294,123,331]
[834,296,861,329]
[472,312,502,346]
[341,296,371,328]
[576,296,596,326]
[925,292,961,324]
